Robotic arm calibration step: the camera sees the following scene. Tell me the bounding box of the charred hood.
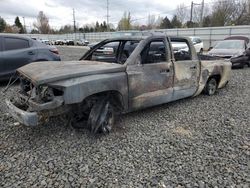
[17,60,126,85]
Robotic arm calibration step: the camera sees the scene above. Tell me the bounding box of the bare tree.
[34,11,50,34]
[175,3,189,25]
[231,0,250,25]
[4,25,20,33]
[147,14,157,29]
[117,12,132,30]
[210,0,250,26]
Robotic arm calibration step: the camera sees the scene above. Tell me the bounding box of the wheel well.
[83,91,124,111]
[209,75,221,85]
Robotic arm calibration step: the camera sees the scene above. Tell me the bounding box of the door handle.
[28,51,35,55]
[190,65,197,69]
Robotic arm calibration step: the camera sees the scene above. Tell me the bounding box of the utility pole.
[73,8,76,41]
[200,0,205,27]
[190,1,194,27]
[22,16,26,33]
[190,1,194,22]
[73,8,76,33]
[106,0,110,32]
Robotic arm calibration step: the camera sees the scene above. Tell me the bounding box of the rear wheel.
[204,78,217,96]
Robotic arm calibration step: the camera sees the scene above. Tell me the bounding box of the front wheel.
[204,78,217,96]
[88,99,115,134]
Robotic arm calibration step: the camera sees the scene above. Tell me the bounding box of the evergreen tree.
[95,21,100,32]
[14,16,24,33]
[160,16,173,29]
[0,17,7,32]
[171,15,182,28]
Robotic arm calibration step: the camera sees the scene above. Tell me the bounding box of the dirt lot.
[0,46,249,187]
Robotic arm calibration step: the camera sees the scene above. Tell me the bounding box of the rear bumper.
[5,99,38,126]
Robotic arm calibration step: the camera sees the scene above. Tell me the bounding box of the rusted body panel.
[49,72,129,110]
[194,60,232,96]
[18,60,126,85]
[5,35,232,127]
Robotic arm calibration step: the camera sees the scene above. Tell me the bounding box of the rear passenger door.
[2,37,37,77]
[170,38,200,100]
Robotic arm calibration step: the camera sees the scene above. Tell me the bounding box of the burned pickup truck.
[5,35,232,134]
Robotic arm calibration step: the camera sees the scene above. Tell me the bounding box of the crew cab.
[5,35,232,134]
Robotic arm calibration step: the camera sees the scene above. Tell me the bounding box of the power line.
[129,5,191,23]
[109,0,229,25]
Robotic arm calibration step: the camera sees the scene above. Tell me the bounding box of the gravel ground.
[57,46,89,61]
[0,46,249,187]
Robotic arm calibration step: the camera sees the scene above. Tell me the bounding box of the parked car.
[55,39,67,45]
[40,39,51,45]
[0,34,61,80]
[172,36,204,54]
[5,35,231,134]
[189,36,204,54]
[208,36,249,68]
[76,39,89,46]
[66,40,74,46]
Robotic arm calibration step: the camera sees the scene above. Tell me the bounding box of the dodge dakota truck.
[5,35,232,134]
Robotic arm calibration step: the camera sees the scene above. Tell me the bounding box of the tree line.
[118,0,250,30]
[1,0,250,34]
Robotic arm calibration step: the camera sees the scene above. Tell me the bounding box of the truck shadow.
[15,95,202,137]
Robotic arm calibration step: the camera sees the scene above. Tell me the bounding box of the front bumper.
[5,96,67,127]
[5,99,38,126]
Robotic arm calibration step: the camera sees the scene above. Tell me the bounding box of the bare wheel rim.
[100,102,114,134]
[208,79,217,95]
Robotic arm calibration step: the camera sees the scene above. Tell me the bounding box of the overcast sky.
[0,0,213,30]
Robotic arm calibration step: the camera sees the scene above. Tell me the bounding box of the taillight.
[50,49,59,55]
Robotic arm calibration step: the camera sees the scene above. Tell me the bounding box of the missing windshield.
[87,40,139,64]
